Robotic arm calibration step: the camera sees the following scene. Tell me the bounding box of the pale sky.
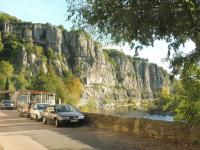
[0,0,196,72]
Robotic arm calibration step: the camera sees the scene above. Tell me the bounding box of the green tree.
[0,34,23,64]
[15,72,29,90]
[25,43,35,54]
[0,32,3,52]
[159,86,170,101]
[5,78,10,99]
[32,67,83,106]
[64,77,83,106]
[162,63,200,123]
[0,61,14,92]
[0,61,14,78]
[0,12,21,23]
[67,0,200,70]
[35,46,43,56]
[31,68,67,103]
[174,62,200,122]
[0,74,6,90]
[80,97,97,112]
[46,47,54,60]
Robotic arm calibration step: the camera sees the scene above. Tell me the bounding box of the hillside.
[0,13,169,108]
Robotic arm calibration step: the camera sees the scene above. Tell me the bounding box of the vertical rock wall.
[0,22,169,105]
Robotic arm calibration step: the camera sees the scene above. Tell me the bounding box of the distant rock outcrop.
[0,22,169,105]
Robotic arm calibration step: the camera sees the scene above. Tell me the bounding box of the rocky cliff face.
[0,22,169,105]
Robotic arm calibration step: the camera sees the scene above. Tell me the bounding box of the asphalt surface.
[0,110,199,150]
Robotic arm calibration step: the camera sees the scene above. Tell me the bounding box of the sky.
[0,0,196,72]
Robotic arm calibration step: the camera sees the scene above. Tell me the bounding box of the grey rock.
[28,53,36,65]
[0,22,169,106]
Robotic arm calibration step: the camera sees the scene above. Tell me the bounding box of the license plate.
[70,119,78,122]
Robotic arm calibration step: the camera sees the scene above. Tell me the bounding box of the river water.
[99,106,174,122]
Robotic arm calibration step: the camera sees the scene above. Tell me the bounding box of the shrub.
[46,47,54,60]
[0,61,14,78]
[35,46,43,56]
[80,98,97,112]
[0,12,21,23]
[0,32,3,52]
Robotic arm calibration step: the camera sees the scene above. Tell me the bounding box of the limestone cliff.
[0,22,169,105]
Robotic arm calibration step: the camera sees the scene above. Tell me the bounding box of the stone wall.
[84,113,200,143]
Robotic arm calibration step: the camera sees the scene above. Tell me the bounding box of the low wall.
[84,113,200,143]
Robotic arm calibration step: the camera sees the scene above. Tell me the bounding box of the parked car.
[18,103,32,118]
[0,100,14,110]
[30,103,49,121]
[43,104,85,127]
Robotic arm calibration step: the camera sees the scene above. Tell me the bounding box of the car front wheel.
[43,117,47,124]
[25,112,29,118]
[55,119,61,127]
[18,111,21,117]
[36,115,39,121]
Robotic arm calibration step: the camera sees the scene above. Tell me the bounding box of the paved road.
[0,110,199,150]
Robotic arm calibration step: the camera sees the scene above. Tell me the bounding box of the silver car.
[30,103,49,121]
[0,100,14,110]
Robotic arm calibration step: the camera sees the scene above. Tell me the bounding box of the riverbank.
[97,104,173,121]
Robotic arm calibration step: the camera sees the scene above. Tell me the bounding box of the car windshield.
[37,104,48,110]
[2,100,12,103]
[55,105,77,112]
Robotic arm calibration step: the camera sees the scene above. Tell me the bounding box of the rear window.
[37,104,49,110]
[2,100,12,103]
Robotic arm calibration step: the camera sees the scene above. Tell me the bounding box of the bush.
[64,77,83,106]
[80,98,97,112]
[25,43,35,54]
[0,32,3,52]
[14,72,29,90]
[58,25,64,30]
[0,61,14,78]
[0,34,23,64]
[46,47,54,60]
[35,46,43,56]
[0,12,21,23]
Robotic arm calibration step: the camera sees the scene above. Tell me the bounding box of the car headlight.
[11,104,14,106]
[78,115,84,119]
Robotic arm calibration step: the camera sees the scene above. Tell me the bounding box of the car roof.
[36,103,49,105]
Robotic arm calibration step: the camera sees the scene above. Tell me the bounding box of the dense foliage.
[0,32,3,52]
[67,0,200,70]
[0,61,14,91]
[161,62,200,123]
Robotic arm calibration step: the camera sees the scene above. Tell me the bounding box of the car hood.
[57,112,83,117]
